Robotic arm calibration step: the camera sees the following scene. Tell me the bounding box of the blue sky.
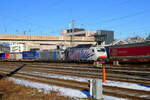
[0,0,150,39]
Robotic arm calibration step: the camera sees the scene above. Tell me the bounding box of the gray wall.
[96,30,114,44]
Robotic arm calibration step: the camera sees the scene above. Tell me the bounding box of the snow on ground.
[21,71,150,91]
[22,71,89,82]
[1,67,150,91]
[103,80,150,91]
[10,78,87,98]
[10,78,127,100]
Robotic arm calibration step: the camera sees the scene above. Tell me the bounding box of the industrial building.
[60,28,96,37]
[94,30,114,45]
[60,28,115,45]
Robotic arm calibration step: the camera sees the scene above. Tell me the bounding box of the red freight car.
[108,41,150,63]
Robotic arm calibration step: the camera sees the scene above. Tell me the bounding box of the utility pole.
[24,31,26,35]
[71,20,74,47]
[4,27,7,33]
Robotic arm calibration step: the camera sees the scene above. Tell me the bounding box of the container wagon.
[107,41,150,63]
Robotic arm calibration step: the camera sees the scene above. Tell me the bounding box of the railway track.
[1,62,150,76]
[1,62,150,71]
[0,62,93,67]
[26,64,150,77]
[0,70,150,100]
[0,62,150,99]
[1,63,150,75]
[0,64,150,86]
[1,65,150,81]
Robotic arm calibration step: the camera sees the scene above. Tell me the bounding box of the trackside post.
[97,57,106,83]
[102,66,106,83]
[89,80,93,96]
[89,79,103,100]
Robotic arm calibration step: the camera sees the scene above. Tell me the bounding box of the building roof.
[108,39,128,46]
[125,36,145,43]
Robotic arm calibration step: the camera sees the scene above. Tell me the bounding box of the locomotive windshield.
[61,51,64,54]
[97,48,105,52]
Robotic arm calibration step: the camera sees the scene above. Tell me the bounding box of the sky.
[0,0,150,39]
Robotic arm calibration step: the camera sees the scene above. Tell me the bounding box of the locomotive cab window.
[92,49,94,52]
[61,51,64,54]
[97,48,105,52]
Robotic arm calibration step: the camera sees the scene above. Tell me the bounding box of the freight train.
[0,41,150,63]
[0,44,107,63]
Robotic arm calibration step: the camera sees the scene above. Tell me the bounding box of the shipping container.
[8,53,22,61]
[0,53,9,60]
[22,51,39,61]
[9,43,24,53]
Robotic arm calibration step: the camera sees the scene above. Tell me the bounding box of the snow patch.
[10,78,127,100]
[10,78,87,98]
[23,71,150,91]
[104,80,150,91]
